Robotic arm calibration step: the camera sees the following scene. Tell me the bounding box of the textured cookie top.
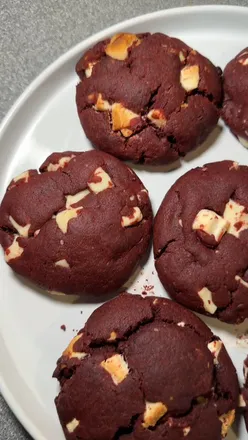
[0,151,152,295]
[54,294,239,440]
[154,160,248,324]
[222,47,248,147]
[76,32,222,164]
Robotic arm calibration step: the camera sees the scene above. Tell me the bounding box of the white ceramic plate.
[0,5,248,440]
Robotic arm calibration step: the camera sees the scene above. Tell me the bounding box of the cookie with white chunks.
[0,151,152,296]
[222,48,248,148]
[53,293,239,440]
[241,355,248,431]
[154,160,248,324]
[76,32,222,165]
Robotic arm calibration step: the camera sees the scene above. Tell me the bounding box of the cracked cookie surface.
[154,160,248,324]
[0,151,152,296]
[222,47,248,148]
[76,32,222,165]
[53,293,239,440]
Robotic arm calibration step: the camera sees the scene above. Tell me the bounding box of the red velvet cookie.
[0,151,152,296]
[53,293,239,440]
[222,48,248,148]
[76,32,222,165]
[154,160,248,324]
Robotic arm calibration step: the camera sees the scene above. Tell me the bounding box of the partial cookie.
[154,160,248,324]
[53,293,239,440]
[222,47,248,148]
[0,151,152,295]
[76,32,222,165]
[241,355,248,431]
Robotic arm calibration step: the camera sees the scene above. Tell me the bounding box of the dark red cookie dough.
[0,151,152,296]
[222,48,248,148]
[53,293,239,440]
[241,355,248,431]
[76,32,222,165]
[154,160,248,324]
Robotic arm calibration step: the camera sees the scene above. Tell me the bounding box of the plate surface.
[0,5,248,440]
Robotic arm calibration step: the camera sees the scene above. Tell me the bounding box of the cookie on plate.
[154,160,248,324]
[76,32,222,165]
[53,293,239,440]
[0,151,152,296]
[222,48,248,148]
[241,355,248,431]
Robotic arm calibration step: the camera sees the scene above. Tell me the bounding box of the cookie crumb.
[60,324,66,332]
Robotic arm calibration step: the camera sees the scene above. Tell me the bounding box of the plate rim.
[1,4,248,440]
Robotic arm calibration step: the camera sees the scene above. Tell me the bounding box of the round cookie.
[222,47,248,148]
[76,32,222,165]
[241,355,248,431]
[0,151,152,296]
[154,160,248,324]
[53,293,239,440]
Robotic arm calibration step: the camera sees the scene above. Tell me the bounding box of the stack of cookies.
[0,31,248,440]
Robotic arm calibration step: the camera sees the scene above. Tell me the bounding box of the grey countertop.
[0,0,248,439]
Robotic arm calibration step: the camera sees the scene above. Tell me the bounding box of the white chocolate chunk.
[85,61,97,78]
[121,207,143,228]
[223,199,248,238]
[238,136,248,148]
[179,51,186,62]
[235,275,248,289]
[71,352,88,360]
[94,93,112,111]
[66,189,90,208]
[179,219,183,227]
[238,58,248,66]
[192,209,229,242]
[180,65,200,91]
[177,321,185,327]
[239,394,246,408]
[142,401,167,428]
[5,236,24,263]
[66,418,79,433]
[55,259,70,268]
[47,155,75,172]
[229,161,239,170]
[34,229,40,237]
[121,128,133,137]
[198,287,217,314]
[147,109,167,128]
[87,167,114,193]
[183,427,191,436]
[207,340,223,364]
[9,216,31,238]
[108,331,117,341]
[112,103,139,131]
[105,33,141,60]
[49,290,66,296]
[101,354,129,385]
[219,410,235,437]
[13,170,30,183]
[56,207,82,234]
[63,334,83,358]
